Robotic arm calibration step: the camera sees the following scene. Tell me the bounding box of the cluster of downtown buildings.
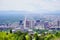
[0,15,60,32]
[18,17,60,30]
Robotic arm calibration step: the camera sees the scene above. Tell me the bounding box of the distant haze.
[0,0,60,14]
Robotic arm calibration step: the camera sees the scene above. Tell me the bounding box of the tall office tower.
[57,20,60,27]
[19,20,23,25]
[24,16,35,29]
[57,20,60,30]
[24,17,31,29]
[19,20,24,29]
[24,17,26,29]
[56,16,60,30]
[35,19,40,26]
[30,20,35,28]
[26,20,31,28]
[44,21,49,30]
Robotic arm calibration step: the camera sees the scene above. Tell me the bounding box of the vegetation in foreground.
[0,30,60,40]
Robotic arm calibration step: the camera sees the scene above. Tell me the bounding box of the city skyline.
[0,0,60,30]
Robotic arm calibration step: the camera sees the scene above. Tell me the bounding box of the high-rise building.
[57,20,60,27]
[26,20,31,27]
[44,21,49,30]
[35,20,40,25]
[57,20,60,30]
[19,20,23,25]
[24,17,35,29]
[30,20,35,28]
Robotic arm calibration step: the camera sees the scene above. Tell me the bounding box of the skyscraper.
[44,21,49,30]
[24,17,35,29]
[57,20,60,30]
[19,20,23,25]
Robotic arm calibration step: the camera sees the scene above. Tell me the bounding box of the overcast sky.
[0,0,60,14]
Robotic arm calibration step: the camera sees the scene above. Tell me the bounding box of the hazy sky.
[0,0,60,14]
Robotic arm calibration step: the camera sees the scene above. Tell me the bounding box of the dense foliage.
[0,31,60,40]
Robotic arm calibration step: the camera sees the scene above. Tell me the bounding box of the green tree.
[25,34,32,40]
[14,30,23,36]
[18,34,26,40]
[33,33,39,40]
[10,29,12,33]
